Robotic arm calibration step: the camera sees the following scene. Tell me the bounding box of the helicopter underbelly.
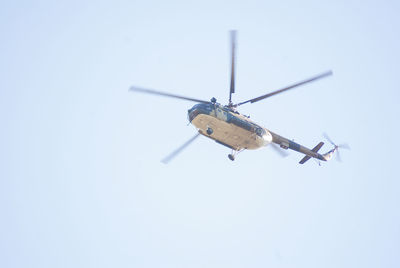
[191,113,269,150]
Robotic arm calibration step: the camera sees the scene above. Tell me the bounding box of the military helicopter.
[130,31,347,164]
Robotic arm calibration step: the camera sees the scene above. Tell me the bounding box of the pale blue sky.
[1,1,399,267]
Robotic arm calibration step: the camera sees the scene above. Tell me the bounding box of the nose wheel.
[228,154,235,161]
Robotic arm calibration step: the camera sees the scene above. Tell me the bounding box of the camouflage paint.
[188,102,327,162]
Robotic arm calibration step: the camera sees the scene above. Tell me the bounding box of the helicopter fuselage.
[188,103,273,151]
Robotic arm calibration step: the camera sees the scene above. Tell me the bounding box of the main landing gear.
[228,149,243,161]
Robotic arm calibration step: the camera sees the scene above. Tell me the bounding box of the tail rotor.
[322,133,350,161]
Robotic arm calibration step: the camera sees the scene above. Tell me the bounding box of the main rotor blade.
[229,30,237,104]
[130,86,209,104]
[235,71,333,107]
[270,143,290,157]
[161,132,201,164]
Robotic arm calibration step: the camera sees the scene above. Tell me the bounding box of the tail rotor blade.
[323,133,350,161]
[161,133,201,164]
[323,132,335,146]
[338,143,350,150]
[323,133,350,150]
[336,149,342,162]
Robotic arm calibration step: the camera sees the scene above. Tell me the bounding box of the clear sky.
[1,0,399,267]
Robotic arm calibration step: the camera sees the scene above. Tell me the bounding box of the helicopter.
[130,31,347,164]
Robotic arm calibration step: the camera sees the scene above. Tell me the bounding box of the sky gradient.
[1,1,400,267]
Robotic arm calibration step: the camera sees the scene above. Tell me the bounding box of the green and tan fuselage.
[188,102,328,163]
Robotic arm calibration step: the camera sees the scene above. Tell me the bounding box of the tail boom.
[269,131,326,164]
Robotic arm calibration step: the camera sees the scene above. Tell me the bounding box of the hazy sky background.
[1,0,399,267]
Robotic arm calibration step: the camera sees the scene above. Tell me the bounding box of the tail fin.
[299,142,324,164]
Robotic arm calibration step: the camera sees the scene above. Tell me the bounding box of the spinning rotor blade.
[323,132,350,162]
[229,30,237,105]
[271,143,290,157]
[323,132,335,146]
[323,133,350,150]
[161,132,201,164]
[336,150,343,162]
[323,132,336,146]
[337,143,350,150]
[235,71,333,107]
[130,86,209,104]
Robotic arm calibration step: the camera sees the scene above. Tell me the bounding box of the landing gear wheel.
[206,127,213,135]
[228,154,235,161]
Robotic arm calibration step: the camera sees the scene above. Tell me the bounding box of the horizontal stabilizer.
[299,142,324,164]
